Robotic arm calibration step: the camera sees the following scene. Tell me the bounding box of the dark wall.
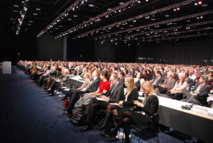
[136,38,213,65]
[0,34,36,64]
[94,40,136,62]
[37,35,63,61]
[67,38,94,61]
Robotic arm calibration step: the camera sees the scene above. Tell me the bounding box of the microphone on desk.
[181,97,194,110]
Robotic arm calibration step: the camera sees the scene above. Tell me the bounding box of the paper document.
[96,97,108,102]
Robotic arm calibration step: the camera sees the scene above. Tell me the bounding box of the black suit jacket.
[152,77,164,86]
[140,95,159,116]
[123,88,138,107]
[107,83,124,103]
[186,77,194,85]
[86,77,101,93]
[193,83,211,104]
[54,72,62,78]
[135,79,141,91]
[119,77,125,88]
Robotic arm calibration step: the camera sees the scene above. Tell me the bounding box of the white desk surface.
[139,96,213,120]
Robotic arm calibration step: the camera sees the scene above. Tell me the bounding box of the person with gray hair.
[165,73,188,100]
[181,75,211,106]
[155,72,176,94]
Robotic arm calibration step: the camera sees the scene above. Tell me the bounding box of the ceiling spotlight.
[198,1,202,5]
[13,5,19,7]
[35,8,41,11]
[88,4,94,7]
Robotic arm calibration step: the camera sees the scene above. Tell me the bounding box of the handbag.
[64,99,70,109]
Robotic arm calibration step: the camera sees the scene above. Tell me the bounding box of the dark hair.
[185,73,189,78]
[101,70,110,80]
[156,71,161,76]
[119,71,125,77]
[56,67,61,72]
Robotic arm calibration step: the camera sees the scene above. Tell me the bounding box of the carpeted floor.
[0,67,189,143]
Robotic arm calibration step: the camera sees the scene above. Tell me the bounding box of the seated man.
[62,72,91,101]
[64,69,101,116]
[181,75,211,106]
[80,74,124,132]
[155,72,176,94]
[151,71,164,88]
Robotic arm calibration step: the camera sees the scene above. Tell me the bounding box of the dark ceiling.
[1,0,213,44]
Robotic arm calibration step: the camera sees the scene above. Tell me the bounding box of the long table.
[70,76,213,143]
[157,97,213,143]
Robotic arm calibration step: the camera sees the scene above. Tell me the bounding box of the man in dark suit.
[118,71,125,88]
[182,75,211,106]
[155,72,176,94]
[80,74,124,132]
[64,69,101,115]
[151,71,164,88]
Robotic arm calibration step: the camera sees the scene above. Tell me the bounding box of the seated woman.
[77,70,110,108]
[100,76,138,137]
[167,73,188,100]
[107,81,159,143]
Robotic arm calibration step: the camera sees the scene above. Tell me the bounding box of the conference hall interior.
[0,0,213,143]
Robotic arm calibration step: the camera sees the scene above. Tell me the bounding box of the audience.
[17,60,213,142]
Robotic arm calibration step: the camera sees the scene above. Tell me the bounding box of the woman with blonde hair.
[100,76,138,137]
[107,81,159,143]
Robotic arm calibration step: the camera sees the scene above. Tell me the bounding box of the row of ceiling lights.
[37,0,89,37]
[16,0,29,35]
[55,0,149,39]
[90,8,212,43]
[72,0,200,40]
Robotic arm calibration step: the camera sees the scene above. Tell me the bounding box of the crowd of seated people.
[17,60,213,143]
